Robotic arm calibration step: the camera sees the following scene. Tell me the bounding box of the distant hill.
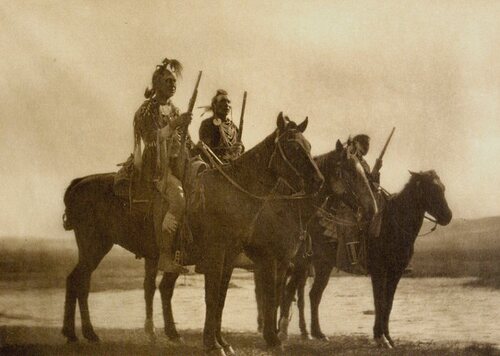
[415,216,500,251]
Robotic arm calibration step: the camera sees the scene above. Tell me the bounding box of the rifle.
[158,71,202,191]
[237,91,247,142]
[372,127,395,176]
[178,71,203,180]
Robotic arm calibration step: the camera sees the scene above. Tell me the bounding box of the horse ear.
[277,112,287,132]
[297,117,308,133]
[335,139,343,152]
[409,170,419,177]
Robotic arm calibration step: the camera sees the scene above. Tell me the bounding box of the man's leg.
[157,174,188,274]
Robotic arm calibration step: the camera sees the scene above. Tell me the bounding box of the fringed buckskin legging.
[153,174,186,254]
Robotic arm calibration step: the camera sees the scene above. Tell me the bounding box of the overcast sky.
[0,1,499,238]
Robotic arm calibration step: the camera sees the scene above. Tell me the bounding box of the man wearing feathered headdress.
[133,58,191,274]
[199,89,244,163]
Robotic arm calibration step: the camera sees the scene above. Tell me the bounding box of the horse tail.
[62,177,86,231]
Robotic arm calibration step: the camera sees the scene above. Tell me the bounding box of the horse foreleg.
[260,256,282,348]
[382,269,403,348]
[62,264,82,342]
[278,266,299,342]
[144,257,158,341]
[370,270,391,348]
[203,243,225,354]
[215,258,236,356]
[253,266,264,333]
[296,266,310,339]
[159,272,181,341]
[309,261,333,341]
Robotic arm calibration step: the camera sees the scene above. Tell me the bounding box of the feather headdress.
[144,57,183,98]
[158,57,183,78]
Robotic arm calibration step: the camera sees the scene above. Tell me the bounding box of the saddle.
[316,200,368,275]
[112,154,154,216]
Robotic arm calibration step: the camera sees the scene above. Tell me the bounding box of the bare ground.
[1,326,498,356]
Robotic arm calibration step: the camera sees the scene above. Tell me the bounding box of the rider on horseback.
[199,89,244,163]
[352,134,382,188]
[133,58,191,274]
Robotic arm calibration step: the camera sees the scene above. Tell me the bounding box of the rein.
[212,131,317,201]
[391,213,438,237]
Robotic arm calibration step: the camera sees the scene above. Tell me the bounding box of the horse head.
[267,112,324,195]
[409,170,452,225]
[323,139,378,221]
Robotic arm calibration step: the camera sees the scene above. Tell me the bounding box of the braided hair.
[144,58,183,99]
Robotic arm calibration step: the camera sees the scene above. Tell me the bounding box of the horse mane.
[231,130,277,168]
[393,170,437,200]
[314,151,335,181]
[389,173,423,207]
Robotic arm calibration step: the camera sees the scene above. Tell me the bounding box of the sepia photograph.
[0,1,499,355]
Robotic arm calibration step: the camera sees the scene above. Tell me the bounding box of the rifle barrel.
[378,127,396,160]
[237,91,247,142]
[179,71,203,181]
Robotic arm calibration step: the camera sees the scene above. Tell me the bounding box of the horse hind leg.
[309,261,333,341]
[62,263,82,342]
[144,257,158,342]
[158,271,181,342]
[77,233,112,342]
[296,268,310,340]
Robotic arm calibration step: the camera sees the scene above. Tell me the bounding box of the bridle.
[267,130,317,195]
[212,129,318,201]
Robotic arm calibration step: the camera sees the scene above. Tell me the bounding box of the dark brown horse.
[154,138,377,352]
[246,139,378,350]
[61,113,324,354]
[278,170,452,348]
[144,138,377,352]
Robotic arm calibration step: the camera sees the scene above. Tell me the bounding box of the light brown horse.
[62,113,323,355]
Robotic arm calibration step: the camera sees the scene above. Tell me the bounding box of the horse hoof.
[65,335,79,343]
[169,336,185,345]
[147,332,157,344]
[86,335,100,343]
[223,345,236,356]
[278,330,288,342]
[301,333,312,340]
[375,336,393,349]
[145,318,155,334]
[312,333,328,341]
[82,329,100,343]
[205,348,227,356]
[266,344,285,353]
[278,317,289,341]
[61,328,78,343]
[385,334,396,348]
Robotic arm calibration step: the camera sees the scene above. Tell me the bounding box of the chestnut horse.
[61,113,323,355]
